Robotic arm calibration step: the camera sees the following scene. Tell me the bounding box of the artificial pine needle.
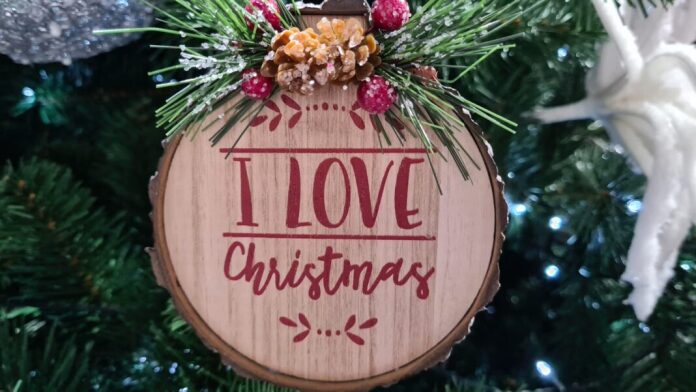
[95,0,520,183]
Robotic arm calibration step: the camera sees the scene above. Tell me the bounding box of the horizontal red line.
[222,233,436,241]
[219,148,431,154]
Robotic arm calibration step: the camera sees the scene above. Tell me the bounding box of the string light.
[626,199,642,214]
[535,360,553,377]
[548,216,563,230]
[535,359,565,390]
[511,203,528,217]
[556,46,569,60]
[544,264,560,279]
[21,87,35,97]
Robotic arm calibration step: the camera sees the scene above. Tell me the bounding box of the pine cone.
[260,17,381,94]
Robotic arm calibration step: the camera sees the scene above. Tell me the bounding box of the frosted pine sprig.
[96,0,303,140]
[95,0,520,185]
[368,0,526,186]
[378,0,526,67]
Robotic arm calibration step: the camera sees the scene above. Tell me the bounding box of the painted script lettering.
[227,154,434,300]
[233,156,424,229]
[224,242,434,300]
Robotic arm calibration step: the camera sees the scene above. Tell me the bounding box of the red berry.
[241,69,274,100]
[371,0,411,31]
[357,76,397,114]
[245,0,282,31]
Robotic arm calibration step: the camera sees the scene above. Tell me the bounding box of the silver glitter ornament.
[0,0,152,65]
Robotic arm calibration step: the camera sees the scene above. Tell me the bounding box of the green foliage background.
[0,0,693,391]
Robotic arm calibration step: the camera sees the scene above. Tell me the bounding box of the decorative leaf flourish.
[344,315,378,346]
[279,314,312,343]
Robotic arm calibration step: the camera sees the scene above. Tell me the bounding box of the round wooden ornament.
[148,4,507,391]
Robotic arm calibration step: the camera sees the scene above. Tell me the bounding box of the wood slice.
[149,11,507,392]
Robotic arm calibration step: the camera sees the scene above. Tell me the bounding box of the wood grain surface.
[148,11,507,392]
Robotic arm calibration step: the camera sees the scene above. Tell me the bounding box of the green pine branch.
[0,308,92,392]
[501,137,695,391]
[0,159,158,338]
[110,302,291,391]
[605,257,696,391]
[95,0,303,141]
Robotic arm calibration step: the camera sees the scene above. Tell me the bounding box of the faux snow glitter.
[371,0,411,31]
[357,75,397,114]
[0,0,152,65]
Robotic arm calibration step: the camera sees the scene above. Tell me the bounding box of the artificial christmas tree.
[0,0,693,391]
